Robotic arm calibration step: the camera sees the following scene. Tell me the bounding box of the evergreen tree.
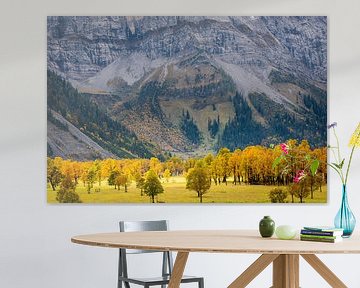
[180,110,201,144]
[47,70,155,158]
[208,117,220,138]
[221,92,264,149]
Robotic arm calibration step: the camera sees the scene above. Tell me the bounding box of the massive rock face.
[47,16,326,84]
[47,16,327,160]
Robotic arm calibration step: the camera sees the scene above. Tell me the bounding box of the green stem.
[332,127,345,183]
[345,145,356,186]
[327,163,344,183]
[330,148,339,166]
[333,127,342,163]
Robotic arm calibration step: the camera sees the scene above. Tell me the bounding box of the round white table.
[72,230,360,288]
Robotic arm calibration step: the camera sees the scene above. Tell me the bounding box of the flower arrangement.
[328,122,360,236]
[272,122,360,231]
[328,122,360,186]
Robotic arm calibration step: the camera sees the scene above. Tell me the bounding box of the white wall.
[1,0,360,287]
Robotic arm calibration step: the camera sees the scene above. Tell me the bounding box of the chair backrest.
[119,220,169,254]
[118,220,174,283]
[120,220,168,232]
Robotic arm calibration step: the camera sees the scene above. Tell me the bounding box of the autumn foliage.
[47,139,327,203]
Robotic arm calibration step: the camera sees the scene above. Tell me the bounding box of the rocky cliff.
[47,16,327,160]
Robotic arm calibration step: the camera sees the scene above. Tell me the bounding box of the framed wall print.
[47,16,327,203]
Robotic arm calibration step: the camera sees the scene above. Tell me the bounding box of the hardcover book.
[303,226,343,232]
[300,234,341,240]
[300,236,343,243]
[301,228,343,237]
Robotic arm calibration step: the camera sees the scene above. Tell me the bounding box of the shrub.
[269,188,288,203]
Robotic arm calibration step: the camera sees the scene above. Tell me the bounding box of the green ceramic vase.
[259,216,275,238]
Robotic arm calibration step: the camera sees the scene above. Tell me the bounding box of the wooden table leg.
[272,254,299,288]
[301,254,347,288]
[288,255,299,288]
[228,254,279,288]
[168,252,189,288]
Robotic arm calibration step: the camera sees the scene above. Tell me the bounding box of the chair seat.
[119,274,203,286]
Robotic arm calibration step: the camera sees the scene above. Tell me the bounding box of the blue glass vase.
[334,185,356,237]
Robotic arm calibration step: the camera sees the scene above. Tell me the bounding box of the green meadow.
[47,176,327,204]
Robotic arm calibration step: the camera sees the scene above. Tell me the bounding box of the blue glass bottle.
[334,185,356,237]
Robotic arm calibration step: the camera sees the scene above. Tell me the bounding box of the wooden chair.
[118,220,204,288]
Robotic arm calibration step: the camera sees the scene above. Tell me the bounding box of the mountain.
[47,70,157,159]
[47,16,327,160]
[47,109,117,160]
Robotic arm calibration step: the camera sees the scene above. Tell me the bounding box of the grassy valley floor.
[47,176,327,204]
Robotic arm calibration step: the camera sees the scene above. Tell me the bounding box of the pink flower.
[280,143,289,154]
[293,170,306,183]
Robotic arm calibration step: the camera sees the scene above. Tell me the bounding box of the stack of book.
[300,226,344,243]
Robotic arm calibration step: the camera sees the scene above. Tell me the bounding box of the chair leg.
[118,249,122,288]
[199,278,204,288]
[118,279,130,288]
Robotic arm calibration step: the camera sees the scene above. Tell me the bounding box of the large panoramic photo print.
[47,16,327,203]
